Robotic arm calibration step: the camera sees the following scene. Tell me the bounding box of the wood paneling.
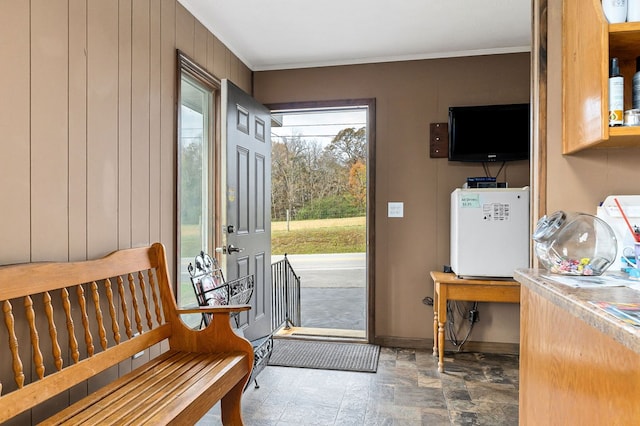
[240,61,252,92]
[230,53,240,84]
[0,1,31,264]
[194,20,208,67]
[150,0,162,245]
[0,2,250,418]
[213,36,228,80]
[207,33,216,73]
[87,0,119,259]
[118,0,133,250]
[0,0,251,417]
[175,2,195,57]
[531,0,547,238]
[31,0,69,262]
[160,0,176,269]
[69,0,88,261]
[131,0,151,247]
[0,0,244,266]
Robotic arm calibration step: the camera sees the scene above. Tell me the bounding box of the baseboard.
[450,340,519,355]
[374,335,519,355]
[374,336,431,349]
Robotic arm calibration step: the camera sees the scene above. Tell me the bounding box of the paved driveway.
[271,253,365,288]
[273,253,366,330]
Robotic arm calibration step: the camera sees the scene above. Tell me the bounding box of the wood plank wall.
[0,0,251,277]
[0,1,250,422]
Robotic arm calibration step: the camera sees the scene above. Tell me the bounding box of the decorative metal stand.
[188,251,254,328]
[188,251,273,389]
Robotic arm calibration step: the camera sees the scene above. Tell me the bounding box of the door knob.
[215,245,244,255]
[227,245,244,254]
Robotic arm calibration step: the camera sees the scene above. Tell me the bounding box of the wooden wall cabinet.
[563,0,640,153]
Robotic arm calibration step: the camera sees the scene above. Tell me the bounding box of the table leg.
[438,321,445,373]
[437,285,447,373]
[433,310,438,356]
[433,283,439,357]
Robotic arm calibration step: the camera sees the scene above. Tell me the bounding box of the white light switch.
[388,202,404,218]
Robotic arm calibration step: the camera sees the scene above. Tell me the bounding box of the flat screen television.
[448,103,530,162]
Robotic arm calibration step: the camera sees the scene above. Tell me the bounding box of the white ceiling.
[178,0,531,72]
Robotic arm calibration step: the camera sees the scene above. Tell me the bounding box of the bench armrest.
[176,304,251,315]
[170,303,254,359]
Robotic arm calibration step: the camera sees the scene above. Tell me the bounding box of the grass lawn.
[272,216,366,254]
[180,216,366,256]
[180,225,206,258]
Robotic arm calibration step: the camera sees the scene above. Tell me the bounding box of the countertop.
[514,269,640,355]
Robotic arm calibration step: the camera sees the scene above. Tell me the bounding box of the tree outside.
[271,109,368,255]
[271,126,367,223]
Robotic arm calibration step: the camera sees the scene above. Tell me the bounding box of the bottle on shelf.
[633,56,640,110]
[609,57,624,127]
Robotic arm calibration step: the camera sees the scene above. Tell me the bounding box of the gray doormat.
[268,339,380,373]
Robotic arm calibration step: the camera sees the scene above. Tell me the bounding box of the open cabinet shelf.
[563,0,640,153]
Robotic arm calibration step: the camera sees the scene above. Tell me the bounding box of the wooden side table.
[430,271,520,372]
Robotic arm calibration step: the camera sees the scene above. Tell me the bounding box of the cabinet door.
[562,0,609,153]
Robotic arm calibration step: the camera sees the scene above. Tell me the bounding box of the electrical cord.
[482,161,507,180]
[445,301,479,351]
[445,302,459,346]
[446,301,467,347]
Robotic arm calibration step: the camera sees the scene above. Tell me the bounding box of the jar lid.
[532,211,567,242]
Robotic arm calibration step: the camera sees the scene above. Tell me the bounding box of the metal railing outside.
[271,254,301,331]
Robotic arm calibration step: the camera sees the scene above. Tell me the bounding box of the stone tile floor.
[199,346,519,425]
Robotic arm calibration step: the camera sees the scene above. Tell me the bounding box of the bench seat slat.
[143,355,249,425]
[40,350,248,426]
[108,354,229,424]
[107,352,247,425]
[41,350,196,424]
[52,351,217,424]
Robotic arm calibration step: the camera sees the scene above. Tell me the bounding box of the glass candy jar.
[532,211,617,276]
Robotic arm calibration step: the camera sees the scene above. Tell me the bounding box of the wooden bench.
[0,242,253,425]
